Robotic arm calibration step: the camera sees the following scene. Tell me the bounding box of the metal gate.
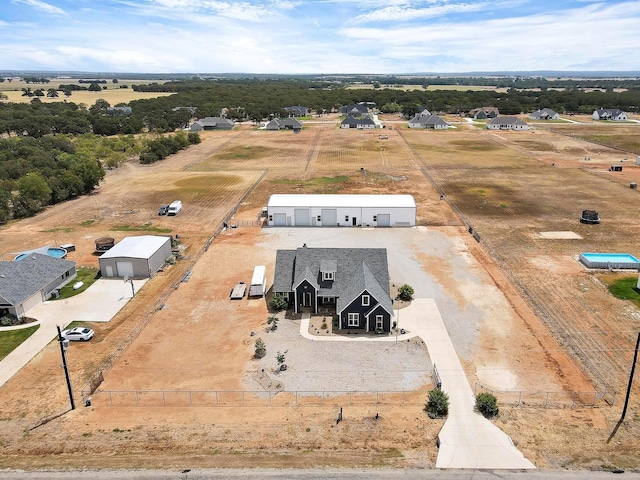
[321,209,337,226]
[377,214,391,227]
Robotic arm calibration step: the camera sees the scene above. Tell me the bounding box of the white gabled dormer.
[320,259,337,282]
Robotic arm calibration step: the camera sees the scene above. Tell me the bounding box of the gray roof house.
[468,107,500,119]
[408,113,449,129]
[106,106,132,115]
[189,116,235,131]
[0,253,76,318]
[340,115,376,129]
[340,104,369,116]
[283,106,309,117]
[592,109,627,121]
[273,247,394,332]
[266,117,303,131]
[529,108,559,120]
[486,116,529,131]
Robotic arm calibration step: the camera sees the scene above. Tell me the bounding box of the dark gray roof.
[529,108,557,119]
[266,117,303,130]
[487,115,527,126]
[594,108,625,117]
[273,247,391,308]
[336,261,393,315]
[409,113,448,127]
[283,106,308,116]
[341,116,375,126]
[340,104,369,115]
[0,253,75,307]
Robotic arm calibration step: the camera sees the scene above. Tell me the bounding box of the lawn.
[602,275,640,309]
[0,325,40,361]
[56,267,100,299]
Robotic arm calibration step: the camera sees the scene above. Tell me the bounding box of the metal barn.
[266,194,416,227]
[99,236,172,279]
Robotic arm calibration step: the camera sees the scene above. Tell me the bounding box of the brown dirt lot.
[1,120,640,472]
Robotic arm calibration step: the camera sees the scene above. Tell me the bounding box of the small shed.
[99,235,172,278]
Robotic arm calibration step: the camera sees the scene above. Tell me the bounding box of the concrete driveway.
[0,278,146,389]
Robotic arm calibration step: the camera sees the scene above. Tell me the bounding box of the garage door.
[273,213,286,226]
[294,208,310,226]
[22,291,43,315]
[377,214,391,227]
[321,209,337,226]
[116,261,134,278]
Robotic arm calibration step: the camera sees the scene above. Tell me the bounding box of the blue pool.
[579,252,640,269]
[15,247,67,261]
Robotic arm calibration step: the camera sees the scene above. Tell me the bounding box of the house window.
[362,294,370,306]
[323,271,334,281]
[322,296,335,304]
[348,313,359,327]
[376,315,384,330]
[345,216,349,222]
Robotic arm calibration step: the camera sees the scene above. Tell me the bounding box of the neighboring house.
[529,108,559,120]
[340,104,369,116]
[486,116,529,131]
[468,107,500,119]
[592,109,627,121]
[106,106,132,115]
[283,106,308,117]
[171,106,197,116]
[266,117,303,131]
[189,117,235,131]
[99,235,172,279]
[408,113,449,129]
[272,246,394,332]
[267,194,416,227]
[341,115,376,129]
[0,253,76,318]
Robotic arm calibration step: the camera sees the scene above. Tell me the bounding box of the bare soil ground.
[1,119,640,471]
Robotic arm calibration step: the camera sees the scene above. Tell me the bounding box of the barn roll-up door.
[321,209,337,226]
[294,208,310,226]
[377,214,391,227]
[273,213,286,226]
[116,261,134,278]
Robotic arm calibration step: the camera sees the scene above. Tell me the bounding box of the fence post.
[162,391,165,406]
[189,391,192,406]
[109,391,113,406]
[241,391,245,405]
[545,392,549,408]
[376,391,379,404]
[215,391,219,405]
[349,391,352,404]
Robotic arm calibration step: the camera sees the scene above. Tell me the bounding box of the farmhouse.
[0,253,76,318]
[106,106,132,115]
[408,112,449,129]
[486,116,529,130]
[592,109,627,121]
[341,116,376,129]
[266,194,416,227]
[189,117,235,131]
[529,108,559,120]
[266,117,303,131]
[272,246,394,332]
[99,235,172,279]
[283,106,308,117]
[340,104,369,115]
[468,107,499,119]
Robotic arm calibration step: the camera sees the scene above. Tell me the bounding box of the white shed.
[267,194,416,227]
[99,235,172,278]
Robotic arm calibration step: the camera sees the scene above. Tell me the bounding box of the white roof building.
[99,235,172,278]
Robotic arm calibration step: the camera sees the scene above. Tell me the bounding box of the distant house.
[189,117,235,131]
[529,108,559,120]
[106,106,132,115]
[592,109,627,121]
[171,106,197,116]
[283,106,308,117]
[408,113,449,129]
[0,253,76,318]
[272,246,394,332]
[340,104,369,116]
[341,115,376,129]
[266,117,303,131]
[468,107,500,119]
[486,116,529,130]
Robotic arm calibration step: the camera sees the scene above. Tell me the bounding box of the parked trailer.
[249,266,266,297]
[167,200,182,216]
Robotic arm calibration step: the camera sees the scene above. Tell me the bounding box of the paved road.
[0,278,147,388]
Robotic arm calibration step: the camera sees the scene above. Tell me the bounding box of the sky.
[1,0,639,74]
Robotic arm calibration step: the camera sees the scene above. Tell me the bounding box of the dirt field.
[1,118,640,472]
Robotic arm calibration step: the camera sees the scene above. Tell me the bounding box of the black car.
[158,204,169,215]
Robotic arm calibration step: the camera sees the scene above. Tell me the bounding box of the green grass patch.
[56,267,100,299]
[213,146,272,161]
[42,227,74,233]
[110,225,172,233]
[604,276,640,308]
[80,220,96,227]
[0,325,40,361]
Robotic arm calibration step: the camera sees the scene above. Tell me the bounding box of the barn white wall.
[267,205,416,227]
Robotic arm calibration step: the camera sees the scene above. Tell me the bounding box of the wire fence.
[474,383,616,409]
[87,389,432,407]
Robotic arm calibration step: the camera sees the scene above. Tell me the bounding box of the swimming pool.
[579,252,640,269]
[15,247,67,261]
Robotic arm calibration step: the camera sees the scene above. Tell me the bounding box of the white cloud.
[12,0,67,16]
[352,2,487,24]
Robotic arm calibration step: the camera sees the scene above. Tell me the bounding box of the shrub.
[267,315,279,330]
[0,314,19,327]
[187,132,201,144]
[398,284,414,301]
[270,293,288,311]
[425,388,449,419]
[254,337,266,358]
[475,392,499,418]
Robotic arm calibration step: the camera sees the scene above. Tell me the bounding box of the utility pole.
[620,332,640,422]
[57,325,75,410]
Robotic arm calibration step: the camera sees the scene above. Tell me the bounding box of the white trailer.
[249,265,266,297]
[167,200,182,216]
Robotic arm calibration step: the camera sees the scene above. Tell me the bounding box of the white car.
[61,327,94,342]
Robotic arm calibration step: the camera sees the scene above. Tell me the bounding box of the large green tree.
[14,172,52,217]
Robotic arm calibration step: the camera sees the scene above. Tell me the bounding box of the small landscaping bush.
[475,392,499,418]
[254,337,266,358]
[425,388,449,419]
[397,284,414,301]
[270,293,288,311]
